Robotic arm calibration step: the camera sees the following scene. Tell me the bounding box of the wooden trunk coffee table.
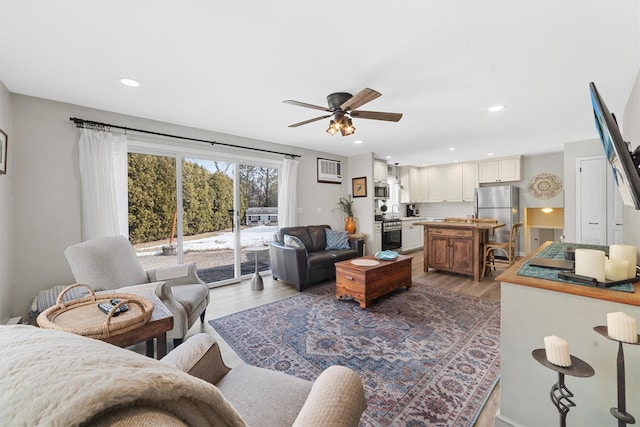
[335,255,412,308]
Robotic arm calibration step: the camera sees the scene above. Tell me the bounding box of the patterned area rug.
[209,283,500,426]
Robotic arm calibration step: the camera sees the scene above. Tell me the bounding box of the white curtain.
[278,157,298,227]
[78,129,128,240]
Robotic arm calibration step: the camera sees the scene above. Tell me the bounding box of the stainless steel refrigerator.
[475,185,519,244]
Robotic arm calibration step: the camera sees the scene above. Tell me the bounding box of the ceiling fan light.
[341,118,355,136]
[326,120,338,135]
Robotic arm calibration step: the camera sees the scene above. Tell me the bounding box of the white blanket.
[0,325,247,426]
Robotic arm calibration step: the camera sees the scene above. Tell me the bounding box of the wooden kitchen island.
[415,220,505,281]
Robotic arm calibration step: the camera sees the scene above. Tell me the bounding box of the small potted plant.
[337,195,356,233]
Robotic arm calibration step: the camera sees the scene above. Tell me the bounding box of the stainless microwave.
[374,183,389,198]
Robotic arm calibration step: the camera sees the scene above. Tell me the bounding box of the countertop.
[414,221,505,230]
[496,241,640,307]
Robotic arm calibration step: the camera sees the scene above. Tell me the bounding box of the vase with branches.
[337,195,356,233]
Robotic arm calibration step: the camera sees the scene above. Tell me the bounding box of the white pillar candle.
[605,258,629,281]
[607,312,639,344]
[574,249,606,282]
[544,335,572,367]
[609,245,637,279]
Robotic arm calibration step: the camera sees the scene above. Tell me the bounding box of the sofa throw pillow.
[325,228,350,250]
[284,234,304,249]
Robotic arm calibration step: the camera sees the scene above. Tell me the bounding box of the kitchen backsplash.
[408,201,475,218]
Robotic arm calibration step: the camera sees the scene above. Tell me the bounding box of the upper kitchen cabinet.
[462,163,478,201]
[478,156,522,183]
[428,164,462,202]
[399,166,428,203]
[373,159,388,183]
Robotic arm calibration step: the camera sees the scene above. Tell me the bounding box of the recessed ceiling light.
[449,147,455,151]
[453,160,459,163]
[120,78,140,87]
[353,140,363,144]
[488,105,505,112]
[386,156,392,159]
[488,153,495,156]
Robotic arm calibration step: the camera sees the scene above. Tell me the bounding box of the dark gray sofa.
[269,225,363,291]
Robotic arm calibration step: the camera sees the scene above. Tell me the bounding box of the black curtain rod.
[69,117,300,158]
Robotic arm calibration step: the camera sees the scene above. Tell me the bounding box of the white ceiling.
[1,1,638,166]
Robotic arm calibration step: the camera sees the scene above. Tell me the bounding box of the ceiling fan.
[283,88,402,136]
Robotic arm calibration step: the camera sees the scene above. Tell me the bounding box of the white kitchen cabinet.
[399,166,428,203]
[427,167,444,202]
[462,163,478,201]
[444,164,463,202]
[478,156,522,183]
[399,167,411,203]
[427,164,462,202]
[373,159,388,183]
[401,220,423,252]
[414,167,428,202]
[373,222,382,254]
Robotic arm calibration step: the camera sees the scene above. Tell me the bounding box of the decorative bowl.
[375,250,399,260]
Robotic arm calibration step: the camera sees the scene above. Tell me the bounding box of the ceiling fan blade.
[288,114,332,128]
[350,110,403,122]
[283,99,331,112]
[340,88,382,111]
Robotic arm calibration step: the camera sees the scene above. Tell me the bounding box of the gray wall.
[7,93,351,320]
[0,82,13,323]
[347,153,374,254]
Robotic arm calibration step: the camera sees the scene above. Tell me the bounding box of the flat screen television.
[589,81,640,209]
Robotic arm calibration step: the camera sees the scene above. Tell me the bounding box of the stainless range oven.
[382,219,402,251]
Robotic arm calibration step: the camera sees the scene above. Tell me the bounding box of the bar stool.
[482,222,523,278]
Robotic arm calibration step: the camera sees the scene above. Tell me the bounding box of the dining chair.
[482,222,524,278]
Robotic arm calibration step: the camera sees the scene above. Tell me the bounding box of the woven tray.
[37,283,154,339]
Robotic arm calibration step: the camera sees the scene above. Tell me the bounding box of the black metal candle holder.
[594,325,640,427]
[532,349,595,427]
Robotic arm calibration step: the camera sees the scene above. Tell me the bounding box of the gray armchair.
[64,235,210,346]
[1,326,367,426]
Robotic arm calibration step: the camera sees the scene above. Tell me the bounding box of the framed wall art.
[352,177,367,197]
[0,129,7,174]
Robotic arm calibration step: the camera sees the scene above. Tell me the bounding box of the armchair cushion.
[64,235,148,291]
[216,365,313,427]
[307,225,330,252]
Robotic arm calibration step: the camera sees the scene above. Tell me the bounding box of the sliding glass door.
[128,149,278,286]
[238,163,278,277]
[181,157,238,285]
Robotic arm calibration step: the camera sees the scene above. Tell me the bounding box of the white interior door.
[577,157,607,244]
[607,175,624,244]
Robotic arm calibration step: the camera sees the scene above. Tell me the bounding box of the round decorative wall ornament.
[529,173,563,199]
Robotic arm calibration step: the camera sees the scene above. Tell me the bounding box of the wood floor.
[183,250,504,427]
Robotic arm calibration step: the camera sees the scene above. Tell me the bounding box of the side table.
[348,233,367,256]
[245,245,270,290]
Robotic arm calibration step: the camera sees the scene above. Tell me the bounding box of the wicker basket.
[37,283,154,339]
